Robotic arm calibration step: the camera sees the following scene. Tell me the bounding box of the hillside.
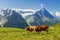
[0,23,60,40]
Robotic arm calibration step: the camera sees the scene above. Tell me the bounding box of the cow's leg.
[36,31,41,34]
[46,29,49,34]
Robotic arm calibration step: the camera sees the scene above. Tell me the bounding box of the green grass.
[0,23,60,40]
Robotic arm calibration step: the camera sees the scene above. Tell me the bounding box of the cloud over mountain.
[55,11,60,16]
[12,9,36,17]
[12,9,35,12]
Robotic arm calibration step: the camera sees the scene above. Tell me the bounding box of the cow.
[25,25,54,34]
[35,25,49,33]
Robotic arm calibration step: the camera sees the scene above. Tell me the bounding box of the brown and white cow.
[25,26,36,32]
[25,25,50,33]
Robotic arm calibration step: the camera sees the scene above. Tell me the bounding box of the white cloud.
[12,9,36,17]
[21,13,32,16]
[12,9,23,11]
[55,11,60,16]
[12,9,35,12]
[21,13,34,18]
[22,9,35,12]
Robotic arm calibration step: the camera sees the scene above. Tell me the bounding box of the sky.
[0,0,60,13]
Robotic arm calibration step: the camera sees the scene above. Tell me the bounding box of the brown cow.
[25,25,49,34]
[35,25,49,33]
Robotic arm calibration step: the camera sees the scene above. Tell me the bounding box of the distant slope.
[34,8,56,26]
[3,10,28,28]
[25,8,56,26]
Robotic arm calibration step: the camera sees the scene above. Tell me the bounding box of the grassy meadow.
[0,23,60,40]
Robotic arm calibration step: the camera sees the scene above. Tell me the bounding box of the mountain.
[0,8,36,28]
[34,8,57,25]
[3,10,28,28]
[25,8,57,26]
[0,8,58,28]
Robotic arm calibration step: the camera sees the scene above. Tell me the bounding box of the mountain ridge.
[0,8,59,28]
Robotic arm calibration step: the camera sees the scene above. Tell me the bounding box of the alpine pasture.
[0,23,60,40]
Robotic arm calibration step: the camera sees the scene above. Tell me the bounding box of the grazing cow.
[25,26,36,32]
[25,25,50,34]
[35,25,49,33]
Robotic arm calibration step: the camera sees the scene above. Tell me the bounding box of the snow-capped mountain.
[0,8,59,28]
[4,10,28,28]
[0,8,28,28]
[0,8,35,28]
[34,8,57,25]
[25,8,57,26]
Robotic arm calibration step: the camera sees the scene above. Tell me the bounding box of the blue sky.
[0,0,60,13]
